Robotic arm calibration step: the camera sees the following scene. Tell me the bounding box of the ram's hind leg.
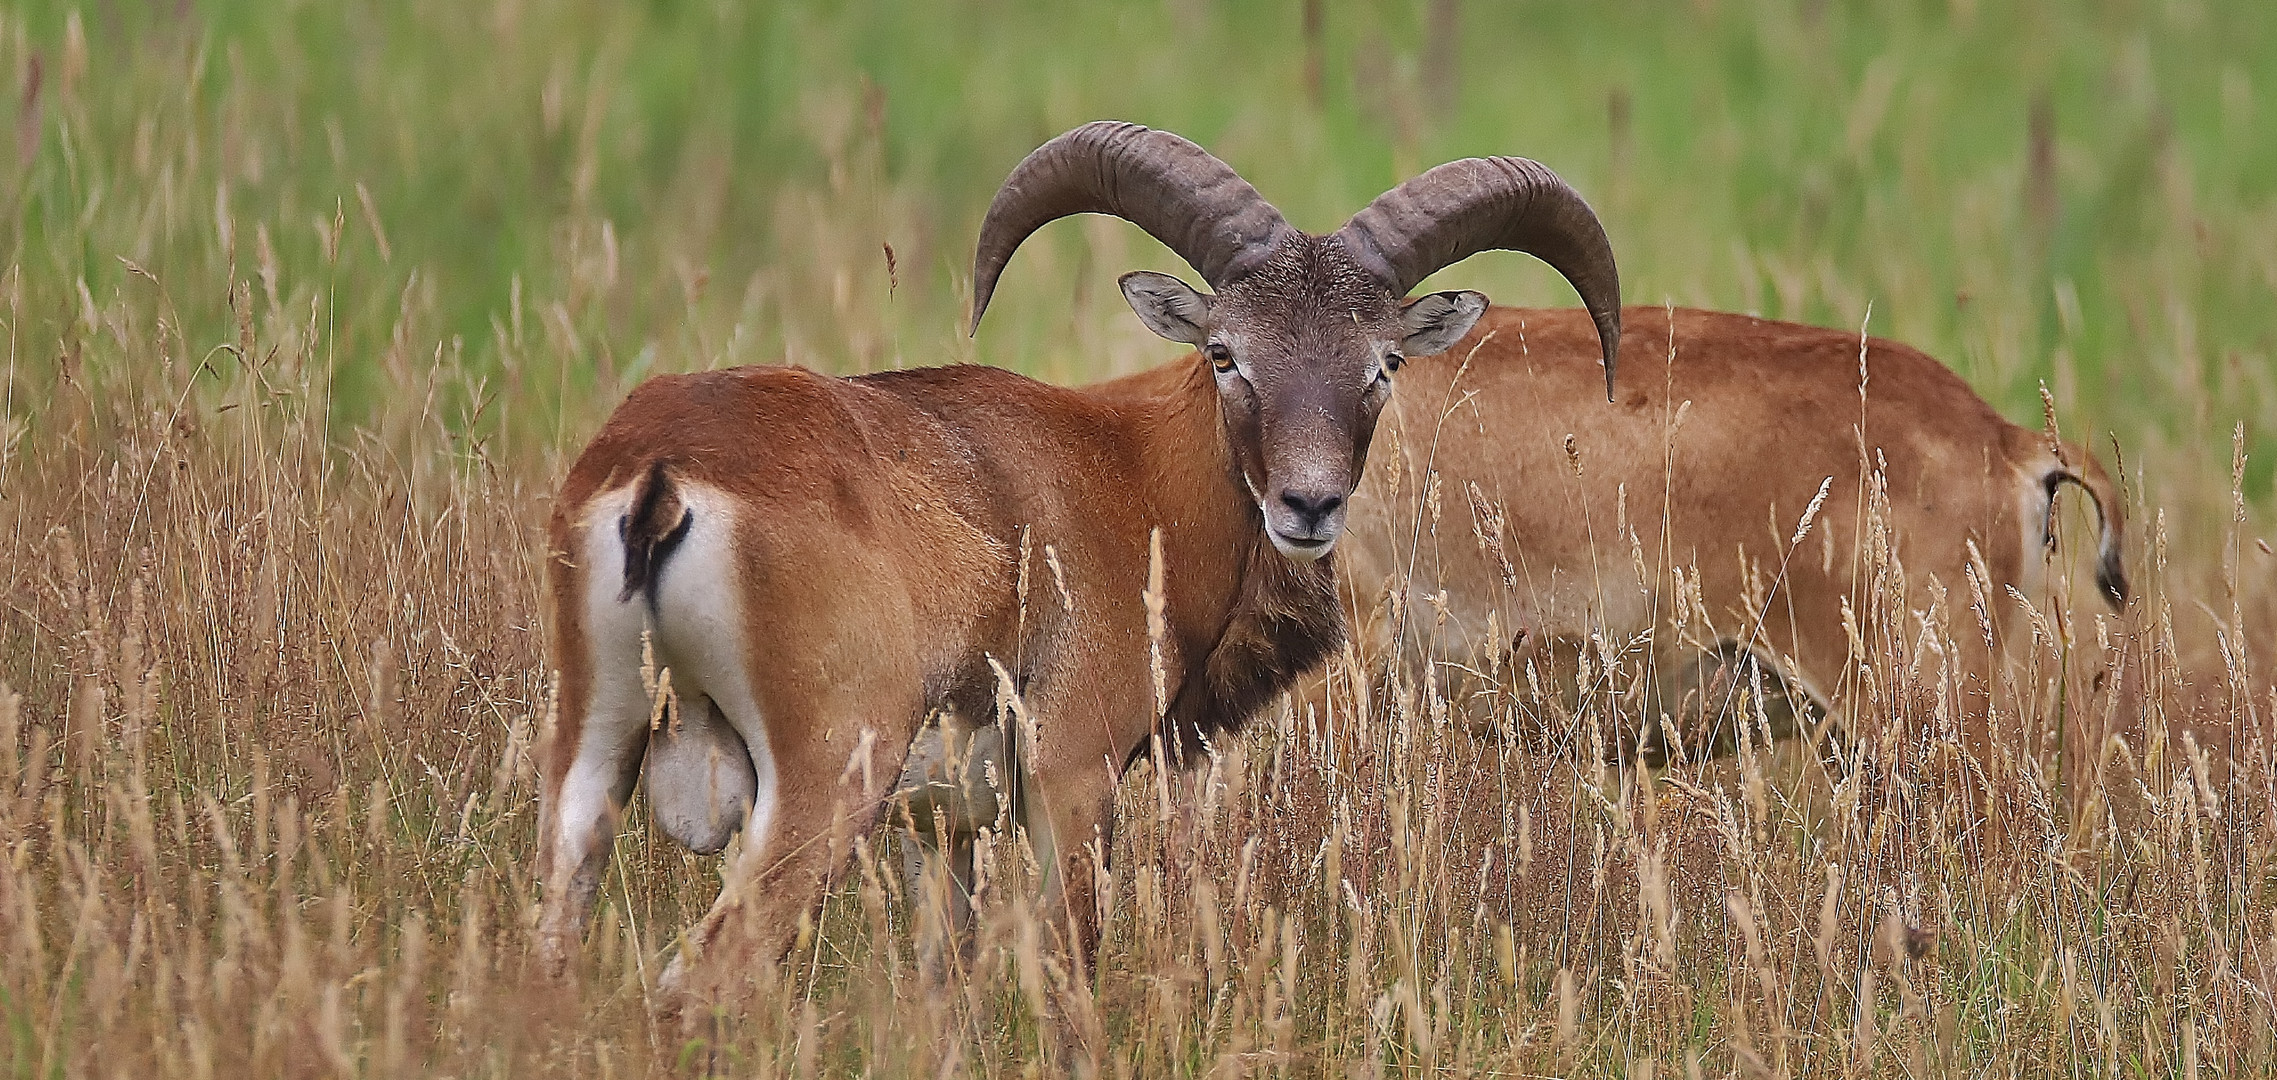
[537,528,655,976]
[657,673,922,1014]
[901,822,978,982]
[536,672,649,974]
[894,714,1007,981]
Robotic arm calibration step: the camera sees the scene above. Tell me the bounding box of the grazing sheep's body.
[1341,305,2124,759]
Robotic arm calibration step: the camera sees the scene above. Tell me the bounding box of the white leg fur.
[539,495,655,961]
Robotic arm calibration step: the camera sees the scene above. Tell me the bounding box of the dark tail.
[2042,443,2127,608]
[618,460,694,609]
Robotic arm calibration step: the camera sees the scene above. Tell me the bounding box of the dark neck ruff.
[1157,536,1343,761]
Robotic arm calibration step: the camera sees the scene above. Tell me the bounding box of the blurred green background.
[1,0,2271,494]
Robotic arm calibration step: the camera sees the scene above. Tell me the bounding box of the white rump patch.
[580,481,778,857]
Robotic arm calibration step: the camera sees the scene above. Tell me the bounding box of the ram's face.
[1119,236,1487,562]
[968,124,1619,559]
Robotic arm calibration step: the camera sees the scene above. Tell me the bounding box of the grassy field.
[1,0,2274,1075]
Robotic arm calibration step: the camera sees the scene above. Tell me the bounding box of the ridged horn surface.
[1338,157,1622,395]
[970,121,1291,334]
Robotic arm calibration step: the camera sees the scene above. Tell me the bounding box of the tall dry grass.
[2,1,2275,1075]
[2,215,2274,1078]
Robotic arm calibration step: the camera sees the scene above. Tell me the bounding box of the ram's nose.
[1280,490,1344,532]
[1265,487,1347,561]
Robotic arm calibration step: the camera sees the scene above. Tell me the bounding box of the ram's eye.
[1205,343,1236,373]
[1384,352,1404,373]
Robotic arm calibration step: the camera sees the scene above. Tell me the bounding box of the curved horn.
[969,121,1292,335]
[1337,157,1623,397]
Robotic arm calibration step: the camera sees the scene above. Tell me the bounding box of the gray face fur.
[1121,234,1487,561]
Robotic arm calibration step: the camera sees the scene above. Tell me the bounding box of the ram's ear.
[1400,290,1489,356]
[1120,271,1213,345]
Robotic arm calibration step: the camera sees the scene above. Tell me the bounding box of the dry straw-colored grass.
[3,216,2274,1079]
[3,3,2276,1076]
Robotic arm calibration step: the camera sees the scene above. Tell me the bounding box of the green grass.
[4,0,2272,467]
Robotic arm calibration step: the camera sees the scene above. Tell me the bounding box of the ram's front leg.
[1025,767,1117,977]
[1014,667,1148,1074]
